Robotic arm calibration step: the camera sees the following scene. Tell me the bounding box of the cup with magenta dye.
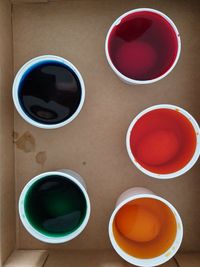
[105,8,181,84]
[126,104,200,179]
[19,170,91,243]
[13,55,85,129]
[109,187,183,267]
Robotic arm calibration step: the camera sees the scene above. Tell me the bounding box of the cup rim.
[126,104,200,179]
[105,8,181,85]
[13,55,85,129]
[109,194,183,267]
[18,171,91,244]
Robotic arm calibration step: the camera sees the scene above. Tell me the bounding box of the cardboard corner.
[3,250,48,267]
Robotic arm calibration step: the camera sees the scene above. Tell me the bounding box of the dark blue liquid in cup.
[18,61,82,124]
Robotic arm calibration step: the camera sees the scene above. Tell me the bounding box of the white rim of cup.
[105,8,181,85]
[12,55,85,129]
[109,194,183,267]
[19,171,91,244]
[126,104,200,179]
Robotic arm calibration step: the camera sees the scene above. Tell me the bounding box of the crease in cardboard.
[12,0,49,4]
[174,257,181,267]
[11,0,21,252]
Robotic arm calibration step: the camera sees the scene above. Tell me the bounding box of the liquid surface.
[116,204,161,242]
[113,198,177,259]
[19,61,82,124]
[108,11,178,80]
[24,175,87,237]
[130,109,197,174]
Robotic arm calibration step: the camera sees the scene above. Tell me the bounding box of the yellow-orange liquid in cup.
[113,198,177,259]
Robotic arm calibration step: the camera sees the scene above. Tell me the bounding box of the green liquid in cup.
[24,175,87,237]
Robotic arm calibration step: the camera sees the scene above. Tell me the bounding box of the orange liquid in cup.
[113,198,177,259]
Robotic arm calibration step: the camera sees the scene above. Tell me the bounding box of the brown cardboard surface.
[0,0,15,264]
[3,250,48,267]
[44,250,178,267]
[175,252,200,267]
[12,0,200,251]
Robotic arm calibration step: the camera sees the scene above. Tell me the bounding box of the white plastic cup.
[19,169,91,244]
[109,187,183,267]
[105,8,181,85]
[126,104,200,179]
[13,55,85,129]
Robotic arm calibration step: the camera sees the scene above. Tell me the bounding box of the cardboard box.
[0,0,199,266]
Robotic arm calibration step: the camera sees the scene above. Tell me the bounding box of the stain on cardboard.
[82,161,86,165]
[13,131,19,141]
[15,131,35,153]
[165,251,171,257]
[36,151,47,166]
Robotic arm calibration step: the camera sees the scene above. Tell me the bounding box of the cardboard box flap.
[0,0,15,265]
[3,250,48,267]
[175,253,200,267]
[44,250,178,267]
[5,250,200,267]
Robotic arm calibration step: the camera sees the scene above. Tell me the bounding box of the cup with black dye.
[13,55,85,129]
[19,169,91,243]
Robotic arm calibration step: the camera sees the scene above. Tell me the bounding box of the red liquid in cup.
[130,109,197,174]
[108,11,179,81]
